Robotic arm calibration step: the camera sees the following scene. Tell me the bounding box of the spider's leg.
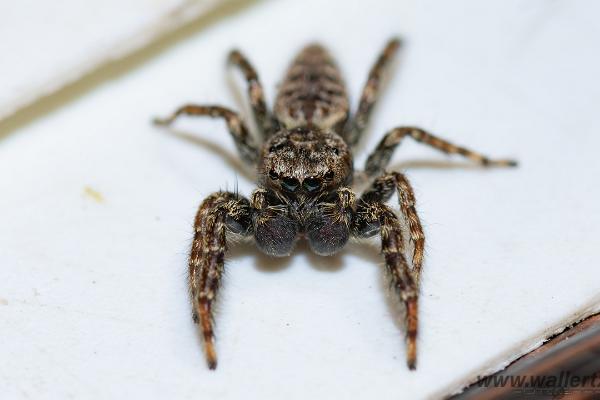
[189,191,252,369]
[228,49,275,137]
[361,172,425,284]
[154,105,258,164]
[353,201,419,369]
[365,126,518,177]
[345,38,401,146]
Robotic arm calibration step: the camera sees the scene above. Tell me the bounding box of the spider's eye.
[303,177,321,192]
[281,177,299,192]
[269,170,279,180]
[268,141,285,153]
[324,171,334,181]
[331,147,340,156]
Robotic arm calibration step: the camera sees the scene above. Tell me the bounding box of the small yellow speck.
[83,186,105,203]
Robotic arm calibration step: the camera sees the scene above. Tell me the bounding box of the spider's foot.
[207,358,218,370]
[486,158,519,168]
[152,116,174,126]
[407,343,417,370]
[406,298,418,371]
[388,37,403,50]
[205,341,218,370]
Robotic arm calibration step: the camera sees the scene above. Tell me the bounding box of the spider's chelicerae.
[154,38,517,370]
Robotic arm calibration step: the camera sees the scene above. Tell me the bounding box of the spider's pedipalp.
[306,187,355,256]
[251,188,299,257]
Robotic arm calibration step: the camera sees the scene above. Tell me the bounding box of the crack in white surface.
[0,0,232,121]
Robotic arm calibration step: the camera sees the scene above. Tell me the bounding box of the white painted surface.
[0,0,224,120]
[1,1,599,399]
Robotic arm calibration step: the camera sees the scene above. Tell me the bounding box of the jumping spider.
[154,38,517,370]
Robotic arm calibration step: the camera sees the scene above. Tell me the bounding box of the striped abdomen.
[274,44,349,132]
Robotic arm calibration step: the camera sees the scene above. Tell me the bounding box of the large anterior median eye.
[281,177,299,192]
[303,177,321,192]
[268,140,286,153]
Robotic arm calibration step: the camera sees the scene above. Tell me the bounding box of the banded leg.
[353,201,419,369]
[345,38,402,146]
[365,126,518,176]
[228,50,274,136]
[189,191,252,369]
[361,172,425,283]
[154,105,259,164]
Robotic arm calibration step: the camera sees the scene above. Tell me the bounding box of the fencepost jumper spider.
[154,38,517,370]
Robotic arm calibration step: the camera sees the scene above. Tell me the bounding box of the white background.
[0,0,225,120]
[1,0,599,399]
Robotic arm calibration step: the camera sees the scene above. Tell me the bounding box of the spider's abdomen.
[274,44,349,133]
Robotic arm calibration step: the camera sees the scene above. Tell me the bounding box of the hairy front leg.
[345,38,402,146]
[353,201,419,369]
[228,49,275,137]
[189,191,252,369]
[154,104,259,164]
[365,126,518,176]
[361,172,425,283]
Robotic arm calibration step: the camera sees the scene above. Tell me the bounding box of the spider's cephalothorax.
[154,38,517,371]
[256,127,353,257]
